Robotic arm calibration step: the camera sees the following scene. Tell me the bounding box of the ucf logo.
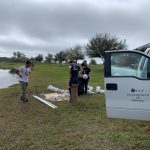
[131,88,144,93]
[131,88,135,93]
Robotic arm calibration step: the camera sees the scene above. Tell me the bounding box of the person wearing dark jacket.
[68,60,80,95]
[81,63,91,94]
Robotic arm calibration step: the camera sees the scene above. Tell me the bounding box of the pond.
[0,69,19,89]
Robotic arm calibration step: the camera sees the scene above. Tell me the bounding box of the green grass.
[0,63,150,149]
[0,62,23,69]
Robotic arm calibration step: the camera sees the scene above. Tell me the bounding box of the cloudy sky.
[0,0,150,57]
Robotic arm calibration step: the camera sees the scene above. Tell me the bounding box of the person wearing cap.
[16,60,32,103]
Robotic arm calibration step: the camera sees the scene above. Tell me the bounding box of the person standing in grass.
[78,64,84,95]
[16,60,32,103]
[81,63,91,94]
[68,60,80,95]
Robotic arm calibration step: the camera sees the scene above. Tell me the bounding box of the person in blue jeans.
[68,60,80,95]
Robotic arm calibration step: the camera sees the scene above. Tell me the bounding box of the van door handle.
[106,83,117,90]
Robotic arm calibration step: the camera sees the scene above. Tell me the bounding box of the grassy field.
[0,63,150,150]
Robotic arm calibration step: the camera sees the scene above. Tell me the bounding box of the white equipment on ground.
[88,85,93,91]
[33,95,58,109]
[87,90,95,95]
[47,85,70,101]
[87,86,95,95]
[47,85,68,94]
[96,86,105,94]
[104,43,150,121]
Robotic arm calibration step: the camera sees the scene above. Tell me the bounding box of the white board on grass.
[33,95,58,109]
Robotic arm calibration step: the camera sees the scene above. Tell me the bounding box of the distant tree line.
[0,33,127,64]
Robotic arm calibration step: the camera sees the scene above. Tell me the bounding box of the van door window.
[111,52,150,79]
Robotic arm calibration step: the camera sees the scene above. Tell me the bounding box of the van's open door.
[104,50,150,121]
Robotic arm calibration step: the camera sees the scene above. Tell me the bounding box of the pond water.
[0,69,19,89]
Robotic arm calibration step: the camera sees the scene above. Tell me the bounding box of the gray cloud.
[0,0,150,57]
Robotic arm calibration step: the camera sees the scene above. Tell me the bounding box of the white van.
[104,44,150,121]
